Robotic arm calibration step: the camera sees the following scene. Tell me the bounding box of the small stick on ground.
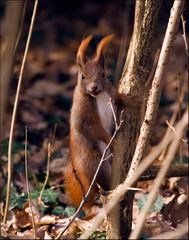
[38,142,51,204]
[38,123,57,204]
[24,126,36,239]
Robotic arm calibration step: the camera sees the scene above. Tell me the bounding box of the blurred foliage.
[1,139,25,156]
[137,194,164,213]
[9,185,60,213]
[64,206,76,217]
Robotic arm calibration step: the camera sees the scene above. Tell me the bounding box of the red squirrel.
[64,35,140,209]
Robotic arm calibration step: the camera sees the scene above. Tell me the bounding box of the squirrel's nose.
[90,84,98,92]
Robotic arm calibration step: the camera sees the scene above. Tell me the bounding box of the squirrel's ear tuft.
[77,35,93,67]
[94,34,114,63]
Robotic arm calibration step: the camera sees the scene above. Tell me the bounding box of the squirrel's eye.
[81,74,85,79]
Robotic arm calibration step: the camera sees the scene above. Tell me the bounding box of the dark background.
[0,0,187,164]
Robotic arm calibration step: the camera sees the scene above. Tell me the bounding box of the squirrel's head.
[76,34,114,97]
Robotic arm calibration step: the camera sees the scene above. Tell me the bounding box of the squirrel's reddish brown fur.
[63,35,140,209]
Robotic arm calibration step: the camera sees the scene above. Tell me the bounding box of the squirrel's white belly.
[96,92,113,134]
[96,92,113,153]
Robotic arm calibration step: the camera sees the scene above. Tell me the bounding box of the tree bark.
[0,0,25,138]
[107,1,162,239]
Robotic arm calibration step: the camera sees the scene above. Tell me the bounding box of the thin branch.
[159,78,187,161]
[129,113,188,239]
[166,119,187,143]
[50,123,58,150]
[126,187,142,191]
[181,14,189,57]
[55,100,123,240]
[166,120,176,133]
[38,142,51,204]
[109,98,123,129]
[72,167,85,199]
[51,184,65,190]
[126,0,185,181]
[39,124,57,204]
[102,153,113,162]
[3,0,38,224]
[140,163,188,181]
[14,2,27,54]
[24,126,36,239]
[79,109,188,239]
[177,75,183,163]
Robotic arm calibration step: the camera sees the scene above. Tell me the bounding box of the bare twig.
[3,0,38,224]
[126,187,142,191]
[159,78,187,161]
[166,120,176,133]
[39,124,57,204]
[129,113,188,239]
[166,119,187,143]
[55,100,123,239]
[51,184,65,190]
[50,123,58,149]
[140,163,188,181]
[126,0,185,181]
[38,143,51,204]
[79,109,188,239]
[73,152,115,203]
[72,167,85,198]
[177,76,184,163]
[102,153,113,162]
[109,98,123,129]
[24,126,36,239]
[181,14,189,57]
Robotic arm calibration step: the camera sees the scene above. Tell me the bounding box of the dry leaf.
[44,230,52,239]
[24,201,41,225]
[14,208,31,228]
[40,215,58,225]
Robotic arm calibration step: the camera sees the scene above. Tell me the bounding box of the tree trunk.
[0,0,25,138]
[107,1,162,239]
